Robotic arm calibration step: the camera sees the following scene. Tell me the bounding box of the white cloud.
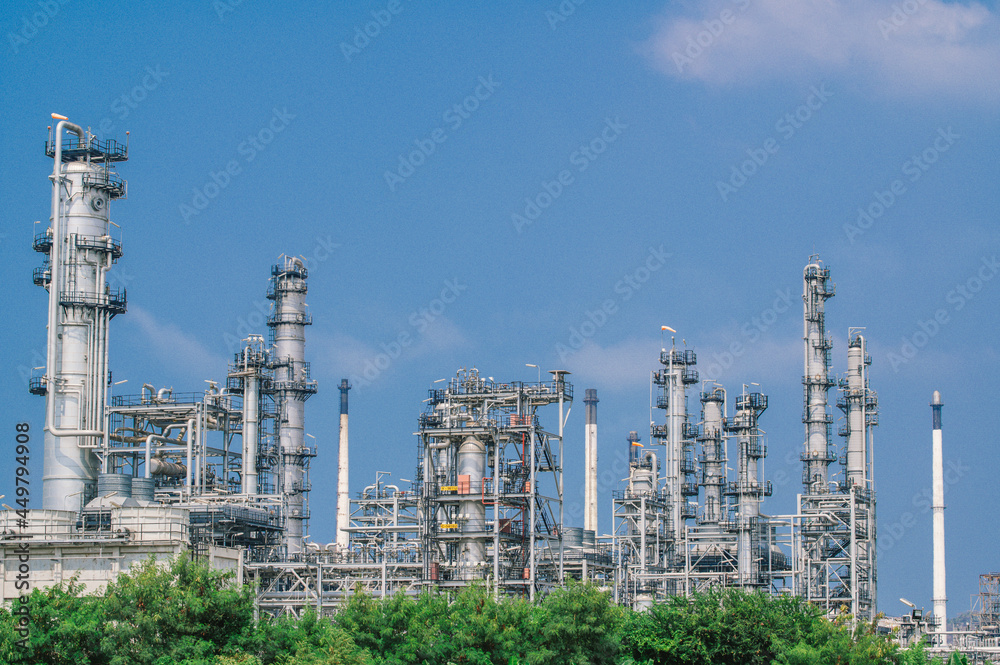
[127,306,227,377]
[559,331,804,393]
[643,0,1000,103]
[311,316,472,385]
[560,338,663,390]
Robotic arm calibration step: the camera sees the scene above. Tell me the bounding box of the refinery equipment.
[612,343,789,607]
[245,369,615,615]
[1,121,327,602]
[5,120,897,626]
[794,259,878,620]
[34,119,129,512]
[414,367,570,598]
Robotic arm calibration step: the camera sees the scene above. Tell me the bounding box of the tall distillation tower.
[651,342,699,559]
[796,257,878,620]
[34,120,129,510]
[268,255,318,555]
[801,257,836,493]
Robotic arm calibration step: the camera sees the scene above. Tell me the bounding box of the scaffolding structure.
[974,573,1000,636]
[416,367,569,599]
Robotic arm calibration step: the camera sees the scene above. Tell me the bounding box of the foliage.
[0,563,942,665]
[618,588,900,665]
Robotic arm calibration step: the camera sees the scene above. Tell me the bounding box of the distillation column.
[652,343,698,551]
[584,389,599,534]
[699,388,725,525]
[337,379,351,550]
[931,391,947,644]
[232,335,269,495]
[802,257,836,493]
[36,121,129,510]
[842,335,871,489]
[836,331,879,617]
[268,256,318,554]
[726,390,768,586]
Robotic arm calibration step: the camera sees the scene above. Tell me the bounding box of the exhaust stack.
[931,390,947,644]
[584,389,598,533]
[337,379,351,550]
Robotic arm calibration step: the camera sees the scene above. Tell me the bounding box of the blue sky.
[2,0,999,616]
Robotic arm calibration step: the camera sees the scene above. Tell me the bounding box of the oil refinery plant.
[4,120,997,657]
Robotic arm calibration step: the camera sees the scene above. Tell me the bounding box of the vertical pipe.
[337,379,351,549]
[244,365,260,494]
[931,390,947,644]
[584,389,599,533]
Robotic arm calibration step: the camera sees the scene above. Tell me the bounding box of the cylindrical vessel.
[457,436,486,577]
[563,526,584,549]
[150,457,187,477]
[845,336,867,488]
[700,388,725,524]
[268,256,316,555]
[130,477,155,503]
[42,149,125,510]
[97,472,133,499]
[802,259,834,493]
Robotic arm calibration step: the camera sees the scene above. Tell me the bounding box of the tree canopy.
[0,558,963,665]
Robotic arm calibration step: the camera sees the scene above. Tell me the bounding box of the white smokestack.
[337,379,351,550]
[931,390,947,644]
[584,389,598,533]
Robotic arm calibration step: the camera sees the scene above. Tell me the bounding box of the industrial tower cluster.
[0,120,917,630]
[608,259,877,616]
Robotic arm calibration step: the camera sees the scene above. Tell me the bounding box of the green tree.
[0,578,106,665]
[527,580,621,665]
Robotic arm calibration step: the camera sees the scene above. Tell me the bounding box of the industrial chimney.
[584,389,598,533]
[931,390,947,644]
[337,379,351,550]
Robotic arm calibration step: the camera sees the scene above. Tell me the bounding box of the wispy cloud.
[642,0,1000,103]
[559,332,804,394]
[128,306,228,377]
[559,338,661,390]
[311,316,473,385]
